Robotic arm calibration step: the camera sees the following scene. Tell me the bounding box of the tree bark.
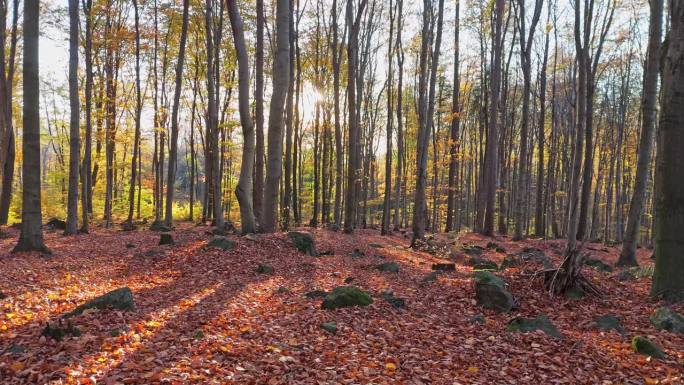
[65,0,80,235]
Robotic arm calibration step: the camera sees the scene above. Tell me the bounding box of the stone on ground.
[650,307,684,334]
[376,262,400,273]
[631,336,664,358]
[43,321,81,341]
[506,315,561,338]
[207,236,235,251]
[321,322,337,334]
[584,257,613,272]
[288,231,318,256]
[593,314,625,334]
[321,286,373,310]
[500,255,522,270]
[473,271,515,312]
[517,247,554,268]
[65,287,135,317]
[432,263,455,271]
[150,221,172,232]
[256,264,274,274]
[159,233,174,245]
[380,290,406,308]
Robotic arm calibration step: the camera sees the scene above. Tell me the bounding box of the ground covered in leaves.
[0,224,682,384]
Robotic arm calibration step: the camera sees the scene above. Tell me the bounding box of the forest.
[0,0,683,383]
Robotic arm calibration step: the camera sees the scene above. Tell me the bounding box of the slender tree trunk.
[228,0,257,234]
[381,0,395,236]
[619,0,662,266]
[393,0,404,231]
[445,0,460,233]
[262,0,291,233]
[65,0,80,235]
[0,0,17,226]
[254,0,265,224]
[127,0,142,226]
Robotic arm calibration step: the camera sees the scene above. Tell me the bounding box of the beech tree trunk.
[65,0,80,235]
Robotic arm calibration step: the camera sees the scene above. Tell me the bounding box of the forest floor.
[0,223,682,384]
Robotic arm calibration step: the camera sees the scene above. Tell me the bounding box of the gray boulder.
[506,315,561,338]
[473,271,515,312]
[288,231,318,256]
[650,307,684,334]
[321,286,373,310]
[65,287,135,317]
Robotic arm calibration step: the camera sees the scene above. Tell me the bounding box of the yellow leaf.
[97,356,107,363]
[1,324,7,331]
[145,321,162,328]
[240,326,251,334]
[644,378,658,385]
[467,366,479,373]
[5,313,15,319]
[219,344,232,353]
[385,362,397,371]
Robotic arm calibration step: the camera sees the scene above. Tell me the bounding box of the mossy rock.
[616,270,636,281]
[650,307,684,334]
[472,260,498,271]
[469,314,486,324]
[150,221,172,232]
[207,236,235,251]
[517,247,554,268]
[65,287,135,317]
[500,255,522,270]
[321,286,373,310]
[593,314,624,334]
[159,233,174,245]
[349,248,365,258]
[584,257,613,272]
[256,264,274,274]
[467,257,496,268]
[473,271,515,312]
[0,291,6,300]
[288,231,318,256]
[376,262,399,273]
[462,245,485,256]
[432,263,455,271]
[368,243,384,249]
[380,290,406,308]
[320,322,337,334]
[43,321,81,341]
[506,315,561,338]
[631,336,664,358]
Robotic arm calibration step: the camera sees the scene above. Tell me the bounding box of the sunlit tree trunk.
[65,0,80,235]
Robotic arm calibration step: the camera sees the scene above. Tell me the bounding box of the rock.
[376,262,400,273]
[469,314,486,324]
[45,218,67,230]
[368,243,384,249]
[288,231,318,256]
[421,271,441,284]
[584,257,613,272]
[305,289,328,299]
[207,236,235,251]
[4,344,25,355]
[326,223,341,231]
[462,245,484,256]
[256,264,274,274]
[66,287,135,317]
[500,255,522,270]
[473,271,516,312]
[321,286,373,310]
[125,243,136,249]
[631,336,664,358]
[150,221,172,232]
[320,322,337,334]
[159,233,174,245]
[593,314,625,334]
[432,263,455,271]
[193,329,205,339]
[0,291,6,300]
[43,321,81,341]
[349,248,365,258]
[276,286,291,294]
[109,327,127,337]
[472,260,498,271]
[565,284,585,299]
[506,315,561,338]
[517,247,554,268]
[486,242,499,249]
[380,290,406,308]
[244,233,260,241]
[344,277,354,284]
[616,270,636,281]
[650,307,684,334]
[121,222,137,231]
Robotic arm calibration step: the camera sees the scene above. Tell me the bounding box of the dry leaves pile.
[0,225,682,384]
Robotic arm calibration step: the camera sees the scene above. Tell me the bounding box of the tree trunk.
[619,0,662,267]
[262,0,291,233]
[65,0,80,235]
[254,0,265,224]
[127,0,142,226]
[13,0,47,252]
[445,0,460,233]
[228,0,257,234]
[650,1,684,302]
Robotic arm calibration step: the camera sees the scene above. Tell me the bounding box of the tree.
[0,0,18,226]
[127,0,142,228]
[512,0,543,241]
[445,0,460,233]
[65,0,81,235]
[262,0,291,233]
[80,0,93,233]
[228,0,257,234]
[618,0,662,267]
[651,1,684,302]
[381,0,395,236]
[13,0,48,252]
[253,0,265,224]
[412,0,445,245]
[164,0,190,227]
